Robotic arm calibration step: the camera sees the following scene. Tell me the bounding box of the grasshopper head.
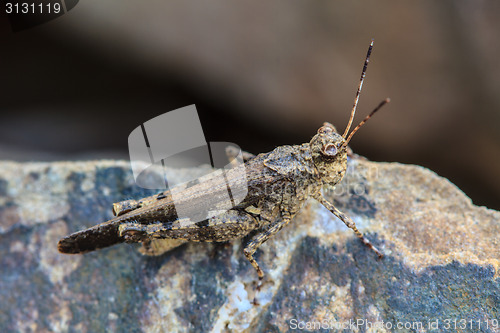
[310,122,348,185]
[308,40,390,186]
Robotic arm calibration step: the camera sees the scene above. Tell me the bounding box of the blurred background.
[0,1,499,210]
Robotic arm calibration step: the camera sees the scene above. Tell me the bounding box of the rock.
[0,159,498,332]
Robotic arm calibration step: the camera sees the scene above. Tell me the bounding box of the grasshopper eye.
[321,144,338,157]
[318,126,333,135]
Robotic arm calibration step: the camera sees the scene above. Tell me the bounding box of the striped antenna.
[343,98,390,147]
[342,39,374,138]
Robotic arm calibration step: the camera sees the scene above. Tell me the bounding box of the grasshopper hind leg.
[119,210,260,256]
[118,223,187,256]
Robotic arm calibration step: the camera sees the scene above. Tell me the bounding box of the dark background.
[1,1,499,210]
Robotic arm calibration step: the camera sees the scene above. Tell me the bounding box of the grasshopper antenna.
[342,39,374,139]
[343,98,390,148]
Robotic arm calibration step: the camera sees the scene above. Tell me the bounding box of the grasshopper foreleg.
[314,194,383,258]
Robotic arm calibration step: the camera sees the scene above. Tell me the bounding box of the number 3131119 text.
[5,2,62,14]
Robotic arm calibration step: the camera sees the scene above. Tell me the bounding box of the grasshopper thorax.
[310,122,348,186]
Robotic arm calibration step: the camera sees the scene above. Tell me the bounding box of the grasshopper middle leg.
[243,210,292,279]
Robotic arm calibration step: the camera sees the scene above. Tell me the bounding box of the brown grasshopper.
[58,40,389,279]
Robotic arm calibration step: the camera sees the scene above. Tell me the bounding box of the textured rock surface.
[0,159,498,332]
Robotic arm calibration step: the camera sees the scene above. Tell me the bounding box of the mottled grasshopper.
[58,40,389,279]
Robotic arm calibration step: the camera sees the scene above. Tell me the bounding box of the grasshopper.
[58,40,389,279]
